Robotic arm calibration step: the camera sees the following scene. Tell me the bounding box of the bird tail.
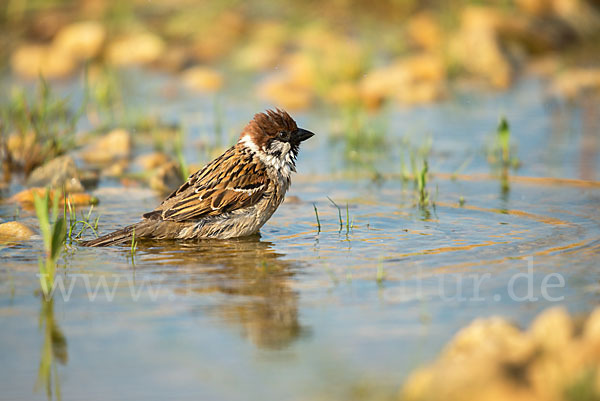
[80,224,138,247]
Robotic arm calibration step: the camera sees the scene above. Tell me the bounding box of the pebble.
[0,222,34,242]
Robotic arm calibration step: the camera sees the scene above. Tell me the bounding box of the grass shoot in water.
[487,117,520,194]
[498,117,511,193]
[327,196,343,232]
[346,202,350,235]
[130,227,138,263]
[1,77,81,175]
[34,190,66,299]
[64,200,99,244]
[338,107,388,172]
[417,160,429,207]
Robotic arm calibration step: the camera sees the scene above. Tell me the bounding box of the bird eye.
[277,131,290,141]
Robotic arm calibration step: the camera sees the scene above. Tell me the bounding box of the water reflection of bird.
[135,236,309,349]
[82,109,314,246]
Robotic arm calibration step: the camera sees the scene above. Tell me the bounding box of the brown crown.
[241,109,298,149]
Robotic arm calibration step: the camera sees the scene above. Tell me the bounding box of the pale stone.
[449,6,514,89]
[445,316,534,363]
[0,222,34,242]
[6,132,41,165]
[407,12,443,52]
[52,21,106,60]
[106,33,165,66]
[81,129,131,164]
[234,43,281,71]
[182,67,224,92]
[134,152,172,170]
[27,155,84,193]
[10,188,95,206]
[258,76,313,111]
[359,53,446,108]
[530,307,573,351]
[401,307,600,401]
[584,307,600,360]
[100,160,128,177]
[11,44,76,79]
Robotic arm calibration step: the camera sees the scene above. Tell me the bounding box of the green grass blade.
[313,203,321,233]
[327,196,343,230]
[33,191,51,253]
[38,258,49,297]
[50,218,66,261]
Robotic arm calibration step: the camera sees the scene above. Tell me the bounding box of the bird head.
[240,109,315,162]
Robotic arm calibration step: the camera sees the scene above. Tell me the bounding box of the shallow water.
[1,71,599,400]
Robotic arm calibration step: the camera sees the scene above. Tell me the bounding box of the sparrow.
[81,109,314,246]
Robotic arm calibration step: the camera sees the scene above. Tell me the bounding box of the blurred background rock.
[2,0,600,109]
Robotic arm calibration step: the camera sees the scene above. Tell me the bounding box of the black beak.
[295,128,315,143]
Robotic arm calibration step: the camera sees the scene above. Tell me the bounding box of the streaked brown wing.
[143,146,270,222]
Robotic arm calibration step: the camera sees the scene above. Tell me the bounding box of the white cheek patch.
[272,141,291,155]
[264,141,295,178]
[239,135,296,182]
